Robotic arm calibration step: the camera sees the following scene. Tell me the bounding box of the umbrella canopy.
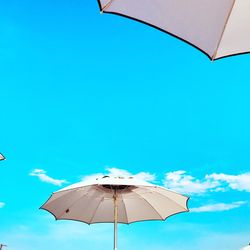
[41,176,189,249]
[97,0,250,60]
[0,153,5,161]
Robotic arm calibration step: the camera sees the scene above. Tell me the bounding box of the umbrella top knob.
[102,176,109,179]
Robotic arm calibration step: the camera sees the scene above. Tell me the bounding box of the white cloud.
[81,172,104,182]
[0,202,5,208]
[106,167,156,182]
[133,171,155,182]
[30,169,68,186]
[207,173,250,192]
[81,167,156,182]
[106,167,131,177]
[164,170,250,195]
[190,201,247,213]
[163,171,219,195]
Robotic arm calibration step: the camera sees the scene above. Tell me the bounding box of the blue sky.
[1,0,250,249]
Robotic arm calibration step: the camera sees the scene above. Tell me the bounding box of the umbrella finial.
[102,176,110,179]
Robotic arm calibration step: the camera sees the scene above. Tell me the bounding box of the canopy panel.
[98,0,250,60]
[41,179,189,224]
[216,0,250,59]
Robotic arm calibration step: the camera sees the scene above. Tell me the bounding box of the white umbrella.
[0,154,5,161]
[41,175,189,250]
[97,0,250,60]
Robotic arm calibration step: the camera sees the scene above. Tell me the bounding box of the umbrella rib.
[121,194,129,223]
[132,190,164,220]
[212,0,237,60]
[57,192,92,219]
[150,187,189,211]
[43,186,92,210]
[146,186,188,211]
[88,196,105,224]
[44,189,83,207]
[135,188,188,214]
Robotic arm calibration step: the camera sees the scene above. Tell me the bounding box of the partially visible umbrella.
[97,0,250,60]
[0,154,5,161]
[241,244,250,250]
[41,176,189,250]
[0,244,7,250]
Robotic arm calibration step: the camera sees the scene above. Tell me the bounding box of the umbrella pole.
[114,189,118,250]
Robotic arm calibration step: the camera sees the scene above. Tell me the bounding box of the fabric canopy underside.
[98,0,250,60]
[42,177,189,224]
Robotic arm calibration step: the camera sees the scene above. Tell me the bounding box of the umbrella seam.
[88,196,105,224]
[150,186,189,210]
[57,192,92,219]
[121,193,129,223]
[212,0,237,60]
[155,187,189,211]
[139,187,188,212]
[97,0,250,61]
[57,187,106,220]
[43,186,92,208]
[131,189,164,220]
[41,191,79,209]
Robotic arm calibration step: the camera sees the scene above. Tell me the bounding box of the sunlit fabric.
[97,0,250,60]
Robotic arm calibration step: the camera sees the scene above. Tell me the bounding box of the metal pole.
[114,189,118,250]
